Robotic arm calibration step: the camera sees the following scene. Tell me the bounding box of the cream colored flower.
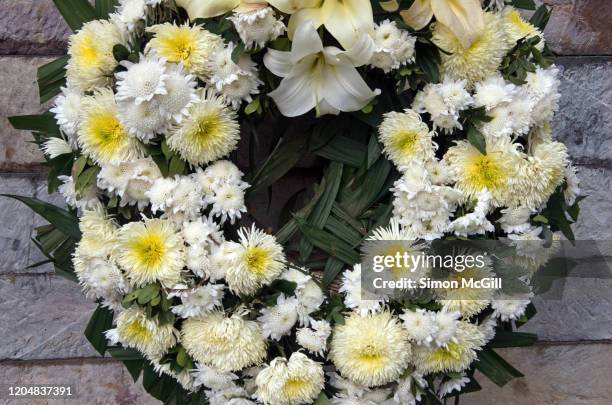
[378,109,437,167]
[112,306,178,358]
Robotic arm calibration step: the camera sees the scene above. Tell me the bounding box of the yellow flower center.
[74,34,101,67]
[430,342,462,362]
[187,112,223,149]
[132,233,167,269]
[392,130,419,156]
[124,320,152,344]
[282,378,312,400]
[466,153,505,191]
[245,247,270,275]
[158,30,197,67]
[87,113,128,155]
[508,10,534,35]
[356,345,386,369]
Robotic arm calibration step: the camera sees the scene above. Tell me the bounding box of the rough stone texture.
[0,275,98,360]
[0,359,159,404]
[0,0,71,56]
[554,57,612,165]
[0,56,51,171]
[571,165,612,241]
[465,343,612,405]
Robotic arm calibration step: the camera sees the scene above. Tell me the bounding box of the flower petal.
[263,49,293,77]
[400,0,433,30]
[268,62,318,117]
[268,0,320,14]
[320,0,374,49]
[176,0,240,19]
[320,64,378,112]
[341,34,376,67]
[431,0,485,48]
[287,8,325,42]
[289,20,324,64]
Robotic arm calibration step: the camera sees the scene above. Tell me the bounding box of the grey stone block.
[0,274,98,360]
[571,165,612,241]
[554,57,612,165]
[0,359,159,405]
[464,343,612,405]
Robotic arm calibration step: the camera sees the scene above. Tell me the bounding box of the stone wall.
[0,1,610,403]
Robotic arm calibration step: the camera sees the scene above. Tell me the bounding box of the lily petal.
[176,0,240,19]
[320,0,374,49]
[400,0,433,30]
[263,49,293,77]
[431,0,484,48]
[287,7,325,42]
[289,20,324,64]
[267,61,318,117]
[268,0,321,14]
[320,64,378,112]
[341,34,376,67]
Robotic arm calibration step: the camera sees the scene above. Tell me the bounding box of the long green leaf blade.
[475,349,524,387]
[53,0,97,31]
[84,305,114,355]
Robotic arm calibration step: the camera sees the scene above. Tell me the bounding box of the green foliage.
[95,0,119,18]
[52,0,97,31]
[475,349,524,387]
[36,56,68,103]
[84,305,114,355]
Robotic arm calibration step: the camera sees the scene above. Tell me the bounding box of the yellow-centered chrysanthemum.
[225,225,286,296]
[166,90,240,166]
[78,89,144,165]
[146,23,222,78]
[181,312,267,372]
[502,6,545,51]
[413,321,485,374]
[75,206,119,256]
[444,138,523,207]
[117,218,185,287]
[378,109,437,167]
[518,141,568,209]
[432,12,510,87]
[329,311,411,387]
[256,352,325,405]
[66,20,126,91]
[115,306,178,358]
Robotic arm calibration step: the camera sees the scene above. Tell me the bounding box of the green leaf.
[314,136,366,167]
[113,44,131,62]
[176,347,189,368]
[231,42,245,64]
[325,216,363,247]
[107,347,144,381]
[245,97,261,115]
[168,155,186,176]
[250,136,308,193]
[467,126,487,155]
[84,305,114,356]
[37,56,69,103]
[415,42,440,83]
[366,134,381,170]
[276,180,326,244]
[75,166,100,197]
[8,113,61,136]
[297,219,360,265]
[137,284,161,305]
[515,302,537,328]
[322,257,345,287]
[532,214,548,224]
[530,5,552,30]
[313,392,332,405]
[490,331,538,348]
[475,349,524,387]
[341,158,392,217]
[511,0,536,10]
[53,0,98,31]
[95,0,119,18]
[1,195,81,239]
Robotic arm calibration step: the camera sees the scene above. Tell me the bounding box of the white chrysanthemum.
[426,159,453,185]
[167,175,205,219]
[393,373,427,405]
[526,66,561,126]
[146,23,223,78]
[166,89,240,166]
[507,93,535,135]
[432,310,461,348]
[473,74,516,111]
[492,293,532,322]
[413,321,486,374]
[42,137,73,159]
[449,190,495,237]
[258,294,299,340]
[74,256,127,303]
[207,241,234,281]
[116,218,185,287]
[478,104,514,139]
[157,64,199,123]
[564,164,581,206]
[438,374,470,398]
[339,264,388,316]
[116,55,168,104]
[170,284,225,318]
[192,160,245,194]
[225,225,286,295]
[149,356,197,391]
[370,19,416,72]
[98,158,162,208]
[207,181,248,224]
[330,311,411,387]
[66,19,126,91]
[256,352,324,405]
[181,311,267,372]
[444,137,524,207]
[519,141,568,209]
[115,0,147,32]
[412,80,473,133]
[229,7,285,50]
[111,306,177,358]
[295,279,325,324]
[75,206,119,257]
[145,177,175,212]
[378,109,436,167]
[502,6,545,51]
[182,216,223,247]
[499,206,533,234]
[58,175,98,210]
[432,12,511,87]
[399,308,438,346]
[117,99,167,143]
[50,86,83,139]
[296,319,331,356]
[192,363,238,390]
[78,89,144,165]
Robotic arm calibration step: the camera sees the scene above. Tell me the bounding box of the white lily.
[400,0,485,48]
[176,0,268,19]
[270,0,374,49]
[263,20,379,117]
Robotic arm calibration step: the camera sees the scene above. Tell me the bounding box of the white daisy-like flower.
[192,160,245,194]
[166,175,205,220]
[295,279,325,324]
[491,293,532,322]
[473,74,516,111]
[50,86,83,140]
[156,63,199,123]
[229,7,285,50]
[370,19,416,72]
[438,374,470,398]
[170,284,225,318]
[182,216,223,247]
[207,181,248,224]
[433,310,461,347]
[191,363,238,390]
[258,294,299,340]
[111,306,177,358]
[507,93,535,135]
[58,175,99,210]
[74,256,127,302]
[42,137,73,159]
[116,55,168,104]
[449,190,495,237]
[115,0,147,32]
[499,206,533,234]
[413,79,473,133]
[393,373,427,405]
[378,109,437,167]
[146,177,176,212]
[339,264,388,316]
[296,319,331,356]
[117,99,168,142]
[98,158,162,207]
[399,308,439,346]
[478,104,515,139]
